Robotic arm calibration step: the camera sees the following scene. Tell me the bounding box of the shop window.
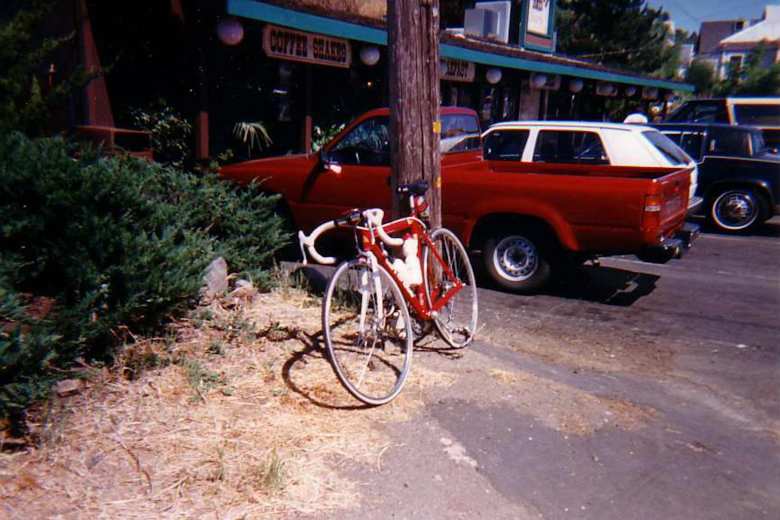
[533,131,609,165]
[484,130,530,160]
[440,114,482,153]
[329,117,390,166]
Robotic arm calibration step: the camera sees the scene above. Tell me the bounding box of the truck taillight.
[644,194,662,213]
[642,194,662,231]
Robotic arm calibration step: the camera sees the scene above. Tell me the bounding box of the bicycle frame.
[355,216,463,321]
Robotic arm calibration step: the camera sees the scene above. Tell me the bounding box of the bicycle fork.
[358,255,385,336]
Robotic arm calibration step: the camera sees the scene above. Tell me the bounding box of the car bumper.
[637,223,700,263]
[687,196,704,215]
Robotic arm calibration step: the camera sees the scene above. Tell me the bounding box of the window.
[679,132,705,161]
[668,101,729,124]
[329,117,390,166]
[733,105,780,126]
[750,131,767,156]
[705,128,751,156]
[440,114,482,153]
[533,130,609,165]
[642,131,690,165]
[484,130,530,160]
[728,55,743,73]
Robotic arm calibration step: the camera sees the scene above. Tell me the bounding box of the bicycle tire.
[423,228,479,348]
[323,259,414,405]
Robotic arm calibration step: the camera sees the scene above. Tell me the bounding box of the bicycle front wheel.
[323,259,414,405]
[423,228,479,348]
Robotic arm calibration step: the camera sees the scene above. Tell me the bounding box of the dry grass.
[0,285,456,519]
[489,368,656,436]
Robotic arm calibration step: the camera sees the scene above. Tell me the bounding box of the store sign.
[263,25,351,68]
[527,0,552,36]
[441,58,475,83]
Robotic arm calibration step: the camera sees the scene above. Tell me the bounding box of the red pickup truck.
[220,107,698,292]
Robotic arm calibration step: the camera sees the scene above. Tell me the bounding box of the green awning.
[227,0,694,92]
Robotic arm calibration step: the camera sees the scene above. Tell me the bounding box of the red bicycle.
[299,181,478,405]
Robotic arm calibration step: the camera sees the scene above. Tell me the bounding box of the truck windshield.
[734,105,780,126]
[642,131,691,165]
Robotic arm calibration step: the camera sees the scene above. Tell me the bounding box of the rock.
[202,257,228,299]
[55,379,83,397]
[228,279,258,301]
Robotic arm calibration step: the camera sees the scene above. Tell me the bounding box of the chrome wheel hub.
[714,191,757,230]
[493,236,538,281]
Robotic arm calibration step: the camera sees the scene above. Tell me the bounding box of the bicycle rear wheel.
[323,259,414,405]
[423,228,478,348]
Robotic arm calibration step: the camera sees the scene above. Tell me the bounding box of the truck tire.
[709,187,765,233]
[483,232,552,293]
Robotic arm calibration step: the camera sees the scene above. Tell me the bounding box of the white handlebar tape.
[298,222,337,265]
[364,209,404,247]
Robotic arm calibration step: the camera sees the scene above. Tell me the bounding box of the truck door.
[301,116,392,228]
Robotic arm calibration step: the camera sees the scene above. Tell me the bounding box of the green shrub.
[0,132,288,421]
[130,100,193,168]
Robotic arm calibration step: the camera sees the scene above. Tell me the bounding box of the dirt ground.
[0,288,463,519]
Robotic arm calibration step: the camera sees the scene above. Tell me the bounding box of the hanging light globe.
[486,68,503,84]
[568,78,584,93]
[360,46,381,66]
[217,18,244,46]
[531,73,548,89]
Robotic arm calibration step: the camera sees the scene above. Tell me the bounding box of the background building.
[694,5,780,80]
[47,0,693,161]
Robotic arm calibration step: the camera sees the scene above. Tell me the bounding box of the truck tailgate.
[654,166,692,233]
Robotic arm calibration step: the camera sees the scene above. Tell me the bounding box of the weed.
[123,344,168,380]
[182,358,223,402]
[207,340,225,356]
[261,449,286,493]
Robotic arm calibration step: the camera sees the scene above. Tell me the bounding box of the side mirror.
[320,149,342,174]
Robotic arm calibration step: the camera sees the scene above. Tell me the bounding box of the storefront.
[60,0,692,160]
[221,0,692,155]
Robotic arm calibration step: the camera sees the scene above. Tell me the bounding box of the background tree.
[686,59,716,95]
[556,0,676,77]
[0,1,89,135]
[723,42,780,96]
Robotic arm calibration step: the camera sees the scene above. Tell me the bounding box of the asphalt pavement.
[306,218,780,520]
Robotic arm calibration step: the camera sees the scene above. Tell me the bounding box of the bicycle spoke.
[424,229,478,349]
[324,260,413,405]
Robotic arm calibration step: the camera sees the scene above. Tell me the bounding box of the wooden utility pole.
[387,0,442,227]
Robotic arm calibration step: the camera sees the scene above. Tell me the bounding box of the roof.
[676,97,780,104]
[721,6,780,45]
[485,121,657,133]
[698,20,744,54]
[227,0,693,92]
[357,107,478,118]
[651,123,762,132]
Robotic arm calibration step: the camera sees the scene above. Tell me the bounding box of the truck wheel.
[483,233,552,293]
[709,188,764,233]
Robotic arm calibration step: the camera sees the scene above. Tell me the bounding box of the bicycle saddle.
[397,180,429,196]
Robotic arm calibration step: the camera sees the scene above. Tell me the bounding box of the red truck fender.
[463,196,580,252]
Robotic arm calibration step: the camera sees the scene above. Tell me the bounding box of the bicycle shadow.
[271,323,371,410]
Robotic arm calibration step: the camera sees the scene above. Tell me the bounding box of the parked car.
[220,109,698,293]
[652,123,780,232]
[665,97,780,150]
